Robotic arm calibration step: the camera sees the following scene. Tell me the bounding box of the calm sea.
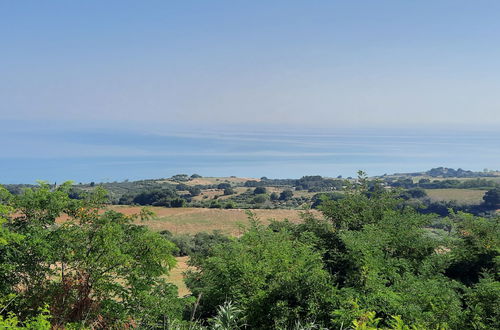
[1,122,499,183]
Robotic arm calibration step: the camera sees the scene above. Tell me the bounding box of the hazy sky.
[2,1,500,129]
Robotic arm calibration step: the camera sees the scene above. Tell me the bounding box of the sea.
[1,121,499,183]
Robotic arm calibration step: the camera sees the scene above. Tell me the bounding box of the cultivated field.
[110,205,318,235]
[425,189,487,205]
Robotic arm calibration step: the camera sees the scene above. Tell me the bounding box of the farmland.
[425,188,487,205]
[110,205,316,235]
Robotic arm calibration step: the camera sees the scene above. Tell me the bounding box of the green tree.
[186,217,337,329]
[252,194,268,204]
[0,187,23,296]
[217,183,231,190]
[279,189,293,201]
[189,187,202,197]
[223,187,235,195]
[483,187,500,209]
[1,182,184,328]
[465,274,500,329]
[310,174,464,328]
[445,212,499,285]
[253,187,267,195]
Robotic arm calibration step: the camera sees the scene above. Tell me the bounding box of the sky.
[1,1,500,182]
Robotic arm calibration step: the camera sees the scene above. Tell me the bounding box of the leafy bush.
[0,183,185,328]
[186,217,337,329]
[253,187,267,195]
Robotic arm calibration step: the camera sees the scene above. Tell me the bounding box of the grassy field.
[166,256,193,296]
[425,189,487,205]
[110,206,317,235]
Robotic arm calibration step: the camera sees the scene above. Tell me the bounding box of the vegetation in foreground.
[0,173,498,329]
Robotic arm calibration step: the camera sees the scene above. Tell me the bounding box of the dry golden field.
[425,189,487,205]
[166,256,193,297]
[110,205,317,235]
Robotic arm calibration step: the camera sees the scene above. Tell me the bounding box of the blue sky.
[1,1,500,182]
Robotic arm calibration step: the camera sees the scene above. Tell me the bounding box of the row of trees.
[244,176,344,192]
[388,177,499,190]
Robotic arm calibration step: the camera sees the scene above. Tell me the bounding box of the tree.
[312,175,464,328]
[445,213,500,285]
[186,217,337,329]
[399,188,427,200]
[217,183,231,190]
[279,189,293,201]
[483,188,500,209]
[253,187,267,195]
[465,274,500,329]
[224,201,236,209]
[311,192,344,208]
[131,188,184,207]
[1,182,184,328]
[171,174,190,182]
[223,187,235,195]
[188,186,202,197]
[252,194,267,204]
[418,178,431,186]
[176,183,189,191]
[0,187,23,296]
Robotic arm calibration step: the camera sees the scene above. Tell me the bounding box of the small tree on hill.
[223,187,235,195]
[253,187,267,195]
[279,189,294,201]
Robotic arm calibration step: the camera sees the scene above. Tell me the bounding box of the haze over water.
[2,121,499,183]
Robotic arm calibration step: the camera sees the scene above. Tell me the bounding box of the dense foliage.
[0,183,187,328]
[185,174,499,329]
[0,175,498,329]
